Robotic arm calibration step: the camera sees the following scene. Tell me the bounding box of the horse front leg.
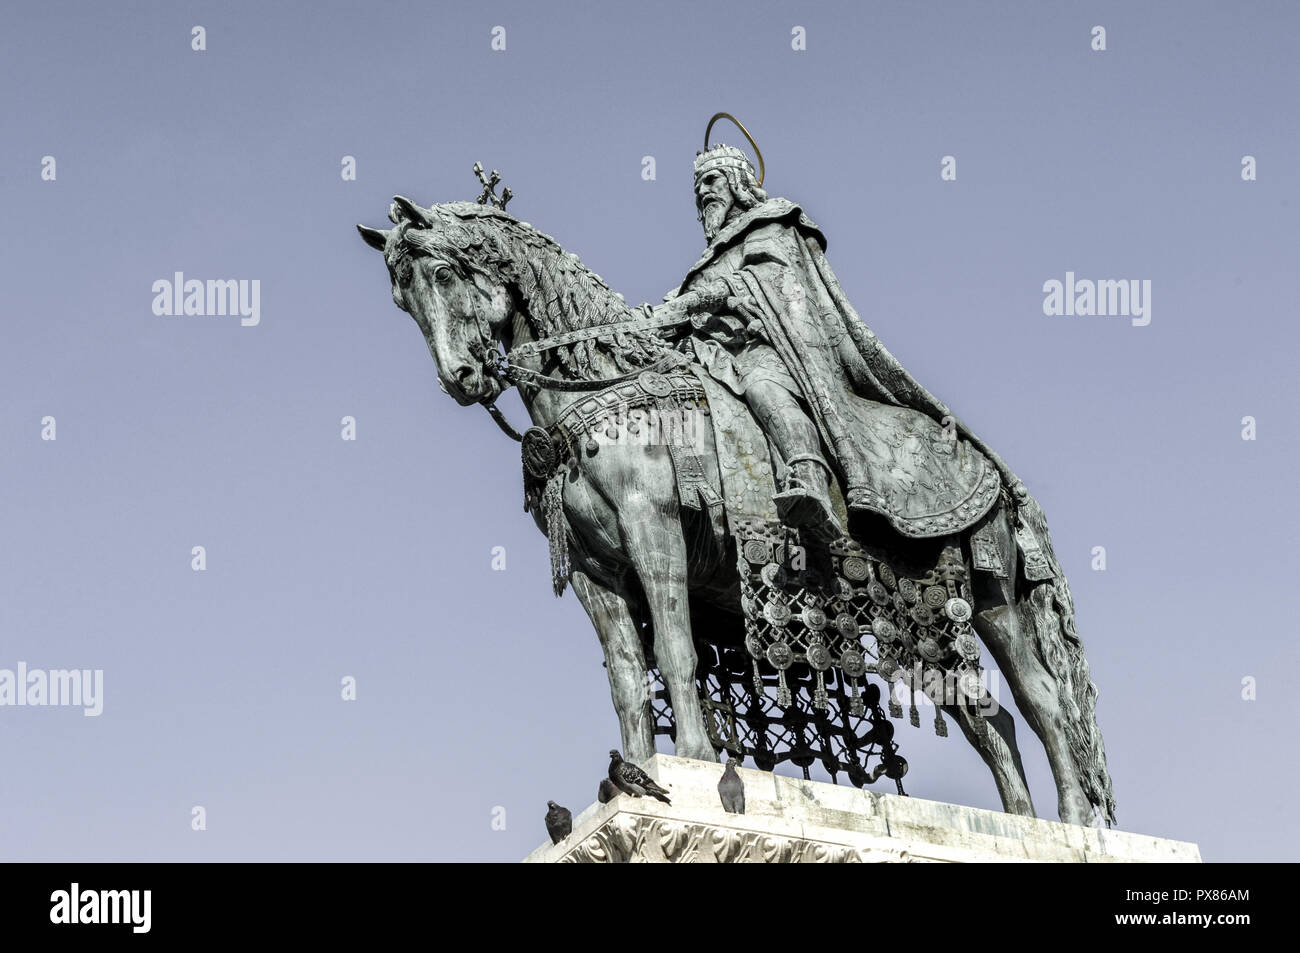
[570,569,655,764]
[617,486,717,764]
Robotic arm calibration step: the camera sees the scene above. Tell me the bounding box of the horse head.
[357,197,515,405]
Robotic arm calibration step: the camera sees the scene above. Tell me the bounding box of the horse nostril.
[454,365,477,388]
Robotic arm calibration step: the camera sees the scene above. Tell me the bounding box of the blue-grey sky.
[1,0,1295,861]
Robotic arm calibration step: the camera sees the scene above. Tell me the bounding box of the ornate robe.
[674,197,1027,541]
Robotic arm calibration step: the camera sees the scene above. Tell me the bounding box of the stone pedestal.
[524,754,1200,863]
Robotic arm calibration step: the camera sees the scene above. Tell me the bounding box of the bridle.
[474,304,694,442]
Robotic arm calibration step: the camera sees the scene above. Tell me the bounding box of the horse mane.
[397,201,668,378]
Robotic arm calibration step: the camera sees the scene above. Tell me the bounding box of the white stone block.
[523,754,1201,863]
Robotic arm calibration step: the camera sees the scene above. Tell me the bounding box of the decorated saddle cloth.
[829,393,1000,539]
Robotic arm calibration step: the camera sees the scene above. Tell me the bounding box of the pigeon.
[717,758,745,814]
[608,749,672,804]
[598,778,619,804]
[544,800,572,845]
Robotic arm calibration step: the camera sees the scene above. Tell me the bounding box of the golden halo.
[703,112,765,187]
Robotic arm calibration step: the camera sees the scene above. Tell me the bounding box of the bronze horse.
[358,195,1116,826]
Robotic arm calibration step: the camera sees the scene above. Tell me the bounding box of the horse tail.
[1016,497,1118,826]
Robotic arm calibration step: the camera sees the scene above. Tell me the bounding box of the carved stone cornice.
[558,812,923,864]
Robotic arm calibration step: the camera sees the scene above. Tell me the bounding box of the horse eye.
[433,265,453,283]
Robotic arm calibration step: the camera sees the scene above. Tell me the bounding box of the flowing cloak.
[670,195,1071,611]
[677,197,1018,541]
[674,198,1117,823]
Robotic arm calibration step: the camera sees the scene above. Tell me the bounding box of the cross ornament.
[473,161,513,210]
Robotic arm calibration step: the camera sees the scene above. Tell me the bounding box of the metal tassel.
[908,686,920,728]
[848,678,864,717]
[813,671,828,711]
[934,709,948,737]
[543,471,569,597]
[777,669,792,707]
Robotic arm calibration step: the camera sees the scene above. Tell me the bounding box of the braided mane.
[396,202,668,379]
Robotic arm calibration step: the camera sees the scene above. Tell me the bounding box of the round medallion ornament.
[760,563,782,588]
[841,556,870,581]
[839,647,867,678]
[911,605,935,627]
[878,565,897,589]
[923,585,948,608]
[521,426,558,479]
[898,578,919,604]
[944,597,973,623]
[744,633,764,658]
[877,657,902,681]
[835,613,857,638]
[835,578,854,601]
[743,539,771,565]
[872,618,899,643]
[917,637,943,663]
[956,631,980,660]
[807,643,833,671]
[802,606,827,631]
[868,582,890,606]
[638,370,674,398]
[766,641,794,670]
[764,601,792,627]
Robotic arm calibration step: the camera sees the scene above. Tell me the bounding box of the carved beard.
[702,195,731,241]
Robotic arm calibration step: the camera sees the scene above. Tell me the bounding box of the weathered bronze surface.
[356,117,1116,826]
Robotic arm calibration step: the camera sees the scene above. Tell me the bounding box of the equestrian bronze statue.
[356,116,1116,826]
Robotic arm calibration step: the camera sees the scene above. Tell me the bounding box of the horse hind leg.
[941,699,1036,817]
[971,506,1095,825]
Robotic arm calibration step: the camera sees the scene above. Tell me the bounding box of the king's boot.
[773,454,843,542]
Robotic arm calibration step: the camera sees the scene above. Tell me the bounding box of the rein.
[483,399,525,442]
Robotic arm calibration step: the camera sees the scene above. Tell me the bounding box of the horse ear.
[390,195,426,226]
[357,225,389,251]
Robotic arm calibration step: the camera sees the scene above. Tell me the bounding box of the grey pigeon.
[608,749,672,804]
[598,778,619,804]
[544,800,572,844]
[717,758,745,814]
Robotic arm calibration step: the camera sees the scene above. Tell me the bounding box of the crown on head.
[473,161,513,210]
[693,143,757,184]
[695,113,765,188]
